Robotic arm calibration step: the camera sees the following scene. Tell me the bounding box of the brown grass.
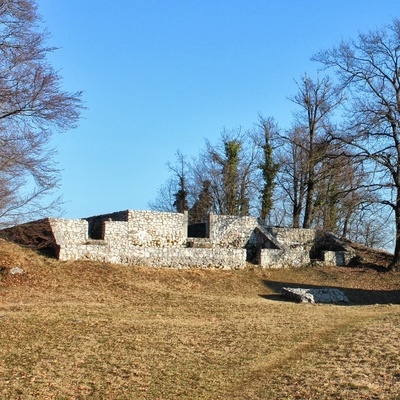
[1,239,400,399]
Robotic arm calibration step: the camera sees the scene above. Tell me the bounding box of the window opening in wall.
[188,222,207,238]
[187,211,210,238]
[84,211,129,240]
[85,218,105,240]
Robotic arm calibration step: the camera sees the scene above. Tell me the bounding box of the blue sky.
[39,1,400,218]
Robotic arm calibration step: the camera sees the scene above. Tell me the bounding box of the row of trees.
[151,19,400,268]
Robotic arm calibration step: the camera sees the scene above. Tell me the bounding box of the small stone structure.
[1,209,353,269]
[282,287,350,303]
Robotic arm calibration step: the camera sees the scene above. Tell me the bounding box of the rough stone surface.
[282,287,350,303]
[9,267,25,275]
[1,210,352,269]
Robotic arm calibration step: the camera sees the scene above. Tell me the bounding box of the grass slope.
[1,239,400,399]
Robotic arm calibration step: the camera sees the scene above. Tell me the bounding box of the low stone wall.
[50,211,188,248]
[45,212,250,268]
[85,210,129,239]
[126,210,187,247]
[210,215,260,247]
[1,209,352,269]
[58,244,246,269]
[49,218,88,245]
[322,251,350,266]
[268,227,315,250]
[260,248,311,268]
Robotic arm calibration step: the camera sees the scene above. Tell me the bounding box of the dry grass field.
[1,239,400,399]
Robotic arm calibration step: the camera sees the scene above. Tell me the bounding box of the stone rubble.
[9,267,25,275]
[282,287,349,304]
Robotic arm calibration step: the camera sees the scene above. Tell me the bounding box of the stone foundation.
[1,210,352,269]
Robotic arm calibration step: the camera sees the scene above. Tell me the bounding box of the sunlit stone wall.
[4,210,335,269]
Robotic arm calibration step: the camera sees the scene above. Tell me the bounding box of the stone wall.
[86,210,129,239]
[268,227,316,250]
[58,244,246,269]
[322,250,353,267]
[126,210,187,247]
[1,209,350,269]
[49,218,89,245]
[260,249,311,268]
[209,215,260,247]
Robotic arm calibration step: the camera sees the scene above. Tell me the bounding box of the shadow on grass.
[260,279,400,306]
[346,256,390,273]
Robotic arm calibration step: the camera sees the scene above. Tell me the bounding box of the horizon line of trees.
[150,114,392,251]
[151,19,400,269]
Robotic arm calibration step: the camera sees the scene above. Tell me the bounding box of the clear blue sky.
[39,0,400,219]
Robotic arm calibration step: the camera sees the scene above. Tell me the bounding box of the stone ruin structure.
[1,209,354,269]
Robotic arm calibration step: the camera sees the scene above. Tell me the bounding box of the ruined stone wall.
[58,243,246,269]
[209,216,315,250]
[322,251,353,266]
[49,218,88,245]
[46,211,250,268]
[51,210,188,246]
[3,210,335,269]
[126,210,187,247]
[260,249,311,268]
[85,210,129,239]
[268,227,315,250]
[257,228,316,268]
[209,214,261,247]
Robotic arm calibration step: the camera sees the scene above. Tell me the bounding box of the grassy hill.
[1,239,400,399]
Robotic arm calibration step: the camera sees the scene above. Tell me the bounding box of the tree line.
[151,19,400,269]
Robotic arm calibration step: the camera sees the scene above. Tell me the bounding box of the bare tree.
[344,203,394,250]
[289,74,343,228]
[148,178,177,212]
[149,151,190,213]
[0,0,83,226]
[276,126,308,228]
[169,151,189,213]
[314,19,400,268]
[312,150,366,235]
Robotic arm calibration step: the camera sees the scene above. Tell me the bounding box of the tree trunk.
[293,203,301,228]
[303,124,315,229]
[303,179,314,229]
[341,212,351,240]
[390,196,400,270]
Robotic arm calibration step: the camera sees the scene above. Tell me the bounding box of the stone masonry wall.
[268,227,316,251]
[210,215,263,248]
[257,228,315,268]
[49,218,88,245]
[260,249,311,268]
[58,244,246,269]
[49,211,254,268]
[2,210,347,269]
[126,210,187,247]
[85,210,129,239]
